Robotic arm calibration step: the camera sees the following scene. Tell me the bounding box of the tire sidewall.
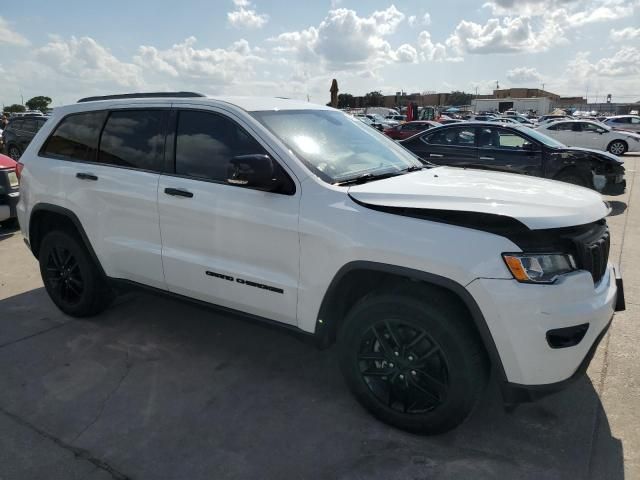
[339,295,484,433]
[39,231,101,316]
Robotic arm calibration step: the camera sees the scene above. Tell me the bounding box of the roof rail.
[77,92,206,103]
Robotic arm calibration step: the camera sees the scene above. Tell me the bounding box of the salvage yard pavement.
[1,154,639,480]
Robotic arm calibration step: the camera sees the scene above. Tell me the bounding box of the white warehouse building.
[471,97,553,115]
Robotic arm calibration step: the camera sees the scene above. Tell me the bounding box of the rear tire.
[7,145,21,161]
[607,140,627,156]
[338,290,488,434]
[39,230,113,317]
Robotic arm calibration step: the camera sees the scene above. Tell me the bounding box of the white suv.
[16,93,625,434]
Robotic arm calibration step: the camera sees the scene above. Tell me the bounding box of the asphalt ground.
[1,154,639,480]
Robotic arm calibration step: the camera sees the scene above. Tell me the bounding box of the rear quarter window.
[42,111,107,161]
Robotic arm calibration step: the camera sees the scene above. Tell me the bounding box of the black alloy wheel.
[44,245,85,306]
[358,319,449,414]
[339,291,488,434]
[39,230,113,317]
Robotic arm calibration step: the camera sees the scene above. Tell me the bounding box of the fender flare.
[315,260,508,384]
[29,202,107,278]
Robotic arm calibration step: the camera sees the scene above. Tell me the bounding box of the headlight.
[502,253,576,284]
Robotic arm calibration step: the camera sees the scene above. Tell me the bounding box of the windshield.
[252,109,424,184]
[517,126,566,148]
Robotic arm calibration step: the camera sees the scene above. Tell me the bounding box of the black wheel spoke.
[408,377,441,405]
[371,327,393,357]
[358,319,450,414]
[413,368,447,396]
[384,321,402,349]
[362,367,393,377]
[358,353,386,361]
[406,331,427,350]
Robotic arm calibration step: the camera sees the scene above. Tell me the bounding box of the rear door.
[158,107,300,324]
[413,126,478,166]
[545,121,575,146]
[41,107,168,289]
[475,126,543,176]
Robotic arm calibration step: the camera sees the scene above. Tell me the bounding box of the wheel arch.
[314,261,507,383]
[29,203,106,278]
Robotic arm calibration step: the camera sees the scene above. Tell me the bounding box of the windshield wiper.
[334,171,404,186]
[334,165,427,186]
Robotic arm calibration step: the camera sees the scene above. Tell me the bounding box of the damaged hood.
[348,167,609,230]
[552,146,624,164]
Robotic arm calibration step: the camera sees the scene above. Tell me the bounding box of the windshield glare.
[251,110,423,184]
[517,126,566,148]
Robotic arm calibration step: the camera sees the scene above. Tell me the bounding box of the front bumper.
[467,264,619,388]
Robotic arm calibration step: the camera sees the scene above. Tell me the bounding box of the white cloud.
[446,17,563,55]
[408,12,431,27]
[35,36,142,87]
[610,26,640,40]
[594,46,640,77]
[394,44,418,63]
[417,31,449,61]
[227,0,269,29]
[506,66,542,83]
[135,36,264,85]
[270,6,407,69]
[0,16,29,46]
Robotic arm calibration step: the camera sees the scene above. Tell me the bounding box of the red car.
[0,153,20,226]
[384,120,442,140]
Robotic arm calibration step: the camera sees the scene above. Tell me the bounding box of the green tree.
[364,91,384,107]
[25,96,52,112]
[4,104,26,114]
[337,93,355,109]
[448,91,473,106]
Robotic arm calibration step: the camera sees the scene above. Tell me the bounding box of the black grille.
[571,226,610,285]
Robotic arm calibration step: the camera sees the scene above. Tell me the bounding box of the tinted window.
[43,111,107,161]
[175,110,267,182]
[36,118,47,130]
[99,110,167,171]
[548,122,573,131]
[8,119,23,131]
[579,122,603,133]
[22,119,37,133]
[425,127,475,146]
[478,128,533,149]
[611,118,626,124]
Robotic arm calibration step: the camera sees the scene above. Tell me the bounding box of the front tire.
[338,291,488,434]
[607,140,627,156]
[39,230,113,317]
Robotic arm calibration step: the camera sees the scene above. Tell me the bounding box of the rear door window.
[42,111,107,161]
[22,119,37,133]
[98,110,167,171]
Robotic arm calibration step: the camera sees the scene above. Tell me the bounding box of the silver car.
[604,115,640,133]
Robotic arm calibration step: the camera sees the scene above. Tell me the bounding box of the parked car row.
[0,153,19,226]
[2,115,48,160]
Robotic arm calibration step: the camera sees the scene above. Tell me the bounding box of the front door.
[475,127,543,176]
[574,122,607,150]
[158,108,300,324]
[414,126,478,167]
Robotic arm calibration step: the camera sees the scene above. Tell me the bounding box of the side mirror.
[227,154,282,192]
[523,142,538,151]
[597,129,607,134]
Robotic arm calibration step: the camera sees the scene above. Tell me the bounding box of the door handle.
[429,153,444,157]
[164,187,194,198]
[76,172,98,181]
[479,156,495,161]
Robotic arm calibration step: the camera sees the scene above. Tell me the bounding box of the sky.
[0,0,639,107]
